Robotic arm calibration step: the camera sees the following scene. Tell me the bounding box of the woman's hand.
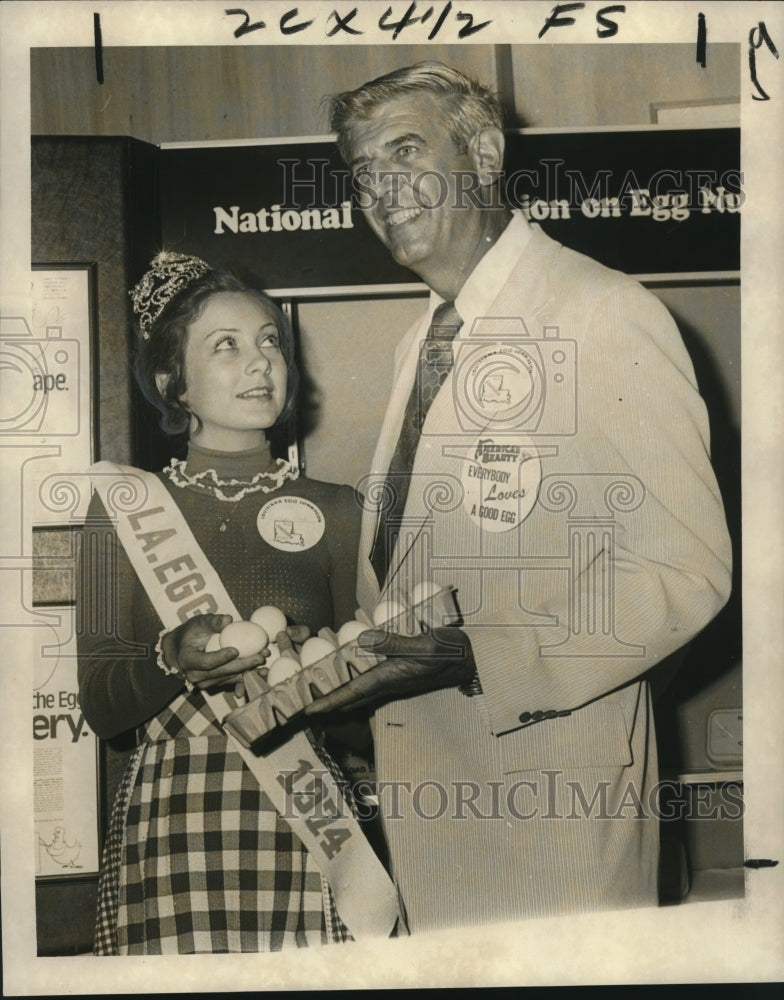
[160,614,270,691]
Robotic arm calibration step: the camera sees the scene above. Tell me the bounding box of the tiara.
[130,251,212,339]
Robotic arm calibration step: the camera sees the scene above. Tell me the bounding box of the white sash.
[90,461,401,941]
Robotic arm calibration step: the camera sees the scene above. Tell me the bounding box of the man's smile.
[385,206,425,227]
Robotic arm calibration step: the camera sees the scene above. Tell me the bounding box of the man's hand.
[277,623,312,653]
[303,626,476,715]
[161,614,269,692]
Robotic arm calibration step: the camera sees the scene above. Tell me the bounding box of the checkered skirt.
[94,691,351,954]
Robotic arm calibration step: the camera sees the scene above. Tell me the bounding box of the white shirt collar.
[427,211,533,335]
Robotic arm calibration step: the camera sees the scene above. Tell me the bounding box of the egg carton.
[222,585,459,752]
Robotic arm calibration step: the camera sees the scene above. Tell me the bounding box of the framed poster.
[15,265,102,880]
[0,262,97,538]
[32,603,101,880]
[25,263,97,527]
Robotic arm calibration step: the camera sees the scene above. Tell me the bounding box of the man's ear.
[155,372,172,398]
[469,127,505,186]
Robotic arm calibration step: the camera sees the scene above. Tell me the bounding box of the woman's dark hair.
[132,269,299,437]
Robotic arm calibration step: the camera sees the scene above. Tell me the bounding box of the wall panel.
[509,44,739,127]
[31,45,500,143]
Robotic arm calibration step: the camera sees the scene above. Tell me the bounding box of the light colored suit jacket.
[357,216,732,931]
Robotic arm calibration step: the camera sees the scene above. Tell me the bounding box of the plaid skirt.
[94,691,351,954]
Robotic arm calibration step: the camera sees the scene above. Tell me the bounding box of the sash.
[90,461,401,941]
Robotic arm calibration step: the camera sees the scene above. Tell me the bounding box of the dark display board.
[160,127,740,291]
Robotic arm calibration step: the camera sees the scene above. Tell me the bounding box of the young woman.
[77,252,371,953]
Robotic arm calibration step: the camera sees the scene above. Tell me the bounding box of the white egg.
[336,619,368,646]
[373,599,407,628]
[220,620,269,657]
[411,580,442,607]
[299,635,338,668]
[266,653,302,687]
[250,605,288,641]
[204,632,222,653]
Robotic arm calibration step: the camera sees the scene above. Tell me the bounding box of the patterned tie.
[370,301,463,587]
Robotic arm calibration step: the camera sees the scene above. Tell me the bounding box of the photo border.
[1,2,782,993]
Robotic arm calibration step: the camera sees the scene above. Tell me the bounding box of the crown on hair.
[130,251,212,339]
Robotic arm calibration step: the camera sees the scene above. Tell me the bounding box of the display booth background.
[30,42,741,955]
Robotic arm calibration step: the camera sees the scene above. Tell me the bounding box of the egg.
[373,599,407,629]
[219,620,269,657]
[336,619,368,646]
[266,652,302,687]
[299,635,338,668]
[204,632,222,653]
[411,580,442,607]
[412,581,459,627]
[250,605,288,641]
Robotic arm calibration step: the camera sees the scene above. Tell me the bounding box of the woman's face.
[177,291,288,451]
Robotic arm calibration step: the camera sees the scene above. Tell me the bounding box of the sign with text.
[159,126,740,292]
[33,608,100,879]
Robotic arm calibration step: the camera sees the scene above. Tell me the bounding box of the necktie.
[370,301,463,587]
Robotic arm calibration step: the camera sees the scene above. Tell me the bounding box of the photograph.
[1,1,782,993]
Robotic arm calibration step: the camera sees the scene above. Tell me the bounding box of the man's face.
[346,92,484,279]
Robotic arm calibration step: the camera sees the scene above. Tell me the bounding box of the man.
[305,62,732,932]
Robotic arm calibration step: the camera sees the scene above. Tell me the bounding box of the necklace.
[216,494,245,533]
[163,457,299,531]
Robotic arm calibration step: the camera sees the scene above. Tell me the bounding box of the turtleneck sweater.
[184,438,278,477]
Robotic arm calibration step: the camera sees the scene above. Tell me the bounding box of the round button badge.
[461,436,541,532]
[257,496,325,551]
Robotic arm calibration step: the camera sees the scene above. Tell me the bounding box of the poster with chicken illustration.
[33,607,99,877]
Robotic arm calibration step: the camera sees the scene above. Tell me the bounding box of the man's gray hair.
[327,61,505,162]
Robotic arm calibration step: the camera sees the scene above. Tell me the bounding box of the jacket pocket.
[500,698,634,774]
